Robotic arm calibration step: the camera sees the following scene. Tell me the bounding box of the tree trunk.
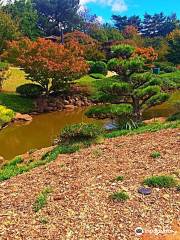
[132,98,142,123]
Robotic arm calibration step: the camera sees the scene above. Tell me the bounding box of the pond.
[0,92,179,160]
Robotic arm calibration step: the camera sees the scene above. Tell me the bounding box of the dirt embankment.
[0,129,179,239]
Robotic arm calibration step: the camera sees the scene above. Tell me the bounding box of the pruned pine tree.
[86,45,169,124]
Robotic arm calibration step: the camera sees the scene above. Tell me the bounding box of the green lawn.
[0,93,34,113]
[2,67,31,92]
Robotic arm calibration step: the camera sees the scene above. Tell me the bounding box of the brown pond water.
[0,92,179,160]
[0,108,104,160]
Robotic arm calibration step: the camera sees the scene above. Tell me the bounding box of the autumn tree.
[4,38,88,94]
[134,47,158,63]
[64,30,106,61]
[0,11,20,52]
[86,45,169,123]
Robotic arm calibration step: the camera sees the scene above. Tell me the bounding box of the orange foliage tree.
[134,47,158,63]
[4,37,88,94]
[65,31,106,61]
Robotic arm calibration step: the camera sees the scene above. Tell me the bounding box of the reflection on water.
[0,108,103,160]
[0,91,179,160]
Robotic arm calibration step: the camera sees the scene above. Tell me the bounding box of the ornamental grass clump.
[110,191,129,202]
[59,123,104,144]
[143,175,177,188]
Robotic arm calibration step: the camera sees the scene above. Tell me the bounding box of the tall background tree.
[112,15,141,31]
[141,13,178,37]
[0,11,20,52]
[3,0,40,39]
[112,13,178,37]
[166,29,180,64]
[32,0,81,35]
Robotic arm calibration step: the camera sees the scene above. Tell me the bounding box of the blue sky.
[80,0,180,22]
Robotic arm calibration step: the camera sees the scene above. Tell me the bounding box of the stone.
[75,101,82,107]
[64,105,75,111]
[138,187,152,195]
[49,102,57,107]
[163,194,170,200]
[64,100,69,105]
[44,107,54,112]
[0,156,5,164]
[14,113,33,122]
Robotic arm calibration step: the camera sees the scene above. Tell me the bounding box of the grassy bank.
[0,120,179,182]
[2,67,30,92]
[0,93,34,113]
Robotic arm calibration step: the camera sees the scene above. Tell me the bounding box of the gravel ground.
[0,129,179,240]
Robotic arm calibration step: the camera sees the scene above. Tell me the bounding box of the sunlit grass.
[2,67,31,92]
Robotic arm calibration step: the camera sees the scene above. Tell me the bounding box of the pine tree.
[86,45,169,123]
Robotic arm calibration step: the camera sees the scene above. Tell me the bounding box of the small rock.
[0,156,5,164]
[64,105,75,111]
[162,194,170,200]
[14,113,33,122]
[138,187,152,195]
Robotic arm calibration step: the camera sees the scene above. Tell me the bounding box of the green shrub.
[150,151,161,159]
[16,83,44,98]
[0,105,15,127]
[110,191,129,202]
[59,123,104,144]
[0,62,9,70]
[90,61,108,75]
[143,175,177,188]
[111,44,135,59]
[86,104,133,119]
[154,62,177,73]
[89,73,105,79]
[33,187,52,212]
[167,112,180,121]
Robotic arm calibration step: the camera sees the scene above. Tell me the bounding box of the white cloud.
[80,0,128,13]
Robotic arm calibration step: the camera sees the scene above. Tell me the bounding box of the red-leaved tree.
[134,47,158,63]
[3,37,88,94]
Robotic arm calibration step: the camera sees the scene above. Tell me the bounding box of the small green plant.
[177,185,180,191]
[59,123,104,144]
[110,191,129,202]
[143,175,177,188]
[115,176,124,182]
[92,148,103,157]
[150,151,161,158]
[33,187,52,213]
[39,216,49,224]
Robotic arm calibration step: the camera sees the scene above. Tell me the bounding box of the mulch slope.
[0,129,179,240]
